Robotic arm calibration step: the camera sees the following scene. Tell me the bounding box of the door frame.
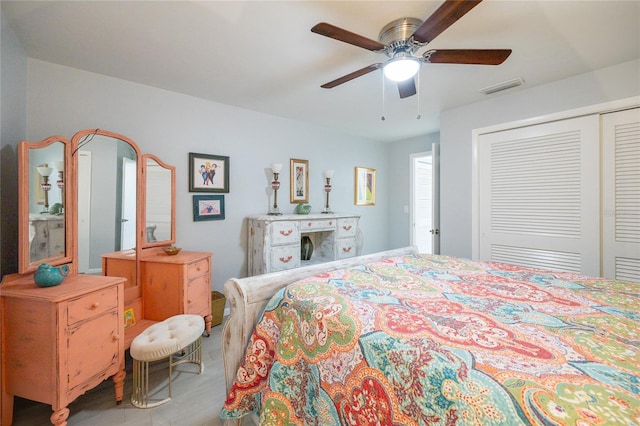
[410,144,440,254]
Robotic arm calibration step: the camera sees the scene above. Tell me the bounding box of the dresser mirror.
[16,128,177,302]
[18,136,72,274]
[71,129,142,299]
[143,154,175,247]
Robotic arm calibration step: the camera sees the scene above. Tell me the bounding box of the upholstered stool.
[130,314,205,408]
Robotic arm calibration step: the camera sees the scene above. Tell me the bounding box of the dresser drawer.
[336,238,357,259]
[301,219,335,231]
[187,258,209,280]
[337,218,358,238]
[67,287,119,325]
[271,221,300,245]
[187,275,210,315]
[49,220,64,230]
[270,245,300,272]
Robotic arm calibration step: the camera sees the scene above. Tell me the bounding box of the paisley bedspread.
[221,254,640,425]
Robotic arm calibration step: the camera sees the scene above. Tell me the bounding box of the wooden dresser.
[141,251,213,335]
[247,213,360,276]
[102,249,213,341]
[1,274,125,426]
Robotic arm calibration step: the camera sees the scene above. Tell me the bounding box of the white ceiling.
[3,1,639,142]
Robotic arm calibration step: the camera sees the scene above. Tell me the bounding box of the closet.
[474,100,639,281]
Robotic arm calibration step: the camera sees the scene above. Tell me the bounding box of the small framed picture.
[354,166,376,206]
[189,153,229,193]
[193,194,225,221]
[290,158,309,204]
[123,308,136,329]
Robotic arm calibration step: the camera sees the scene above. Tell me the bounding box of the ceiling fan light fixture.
[383,56,420,82]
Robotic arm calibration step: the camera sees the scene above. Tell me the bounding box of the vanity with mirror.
[1,129,212,426]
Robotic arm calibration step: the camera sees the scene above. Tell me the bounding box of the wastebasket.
[211,291,226,327]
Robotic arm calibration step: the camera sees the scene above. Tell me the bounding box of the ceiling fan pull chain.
[381,73,386,121]
[416,72,421,120]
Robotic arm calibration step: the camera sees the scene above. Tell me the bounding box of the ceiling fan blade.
[423,49,512,65]
[412,0,483,44]
[321,64,381,89]
[312,22,386,52]
[398,78,417,98]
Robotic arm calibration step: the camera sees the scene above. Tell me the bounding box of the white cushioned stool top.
[130,314,205,361]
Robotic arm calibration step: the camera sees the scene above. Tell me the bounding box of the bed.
[221,247,640,425]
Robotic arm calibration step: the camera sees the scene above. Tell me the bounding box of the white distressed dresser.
[247,213,360,276]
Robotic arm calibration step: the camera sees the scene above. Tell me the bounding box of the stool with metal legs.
[130,314,205,408]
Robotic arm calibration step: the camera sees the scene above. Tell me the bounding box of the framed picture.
[188,153,229,193]
[355,166,376,206]
[193,194,225,221]
[123,308,136,329]
[290,158,309,204]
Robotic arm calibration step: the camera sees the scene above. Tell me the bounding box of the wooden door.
[477,115,600,275]
[602,107,640,282]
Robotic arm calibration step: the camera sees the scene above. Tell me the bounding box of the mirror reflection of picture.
[35,164,47,206]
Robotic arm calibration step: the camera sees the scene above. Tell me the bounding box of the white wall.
[26,59,391,291]
[387,132,439,249]
[0,11,27,277]
[439,59,640,258]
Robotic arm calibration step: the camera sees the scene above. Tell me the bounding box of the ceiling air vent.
[479,77,524,95]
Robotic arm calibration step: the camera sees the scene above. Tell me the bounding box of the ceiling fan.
[311,0,512,99]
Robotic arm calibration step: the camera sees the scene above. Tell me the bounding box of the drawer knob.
[280,229,293,236]
[342,247,352,253]
[343,225,352,231]
[112,335,119,342]
[91,302,100,309]
[279,256,292,263]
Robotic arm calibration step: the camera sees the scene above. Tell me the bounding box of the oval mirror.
[143,154,175,247]
[18,136,72,273]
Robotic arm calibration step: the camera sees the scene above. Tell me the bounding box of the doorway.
[120,157,137,250]
[410,146,440,254]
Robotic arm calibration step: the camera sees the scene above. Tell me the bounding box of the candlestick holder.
[322,169,334,214]
[37,166,53,214]
[54,160,64,215]
[269,163,283,215]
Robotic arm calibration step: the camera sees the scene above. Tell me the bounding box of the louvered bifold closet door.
[602,108,640,282]
[478,115,600,276]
